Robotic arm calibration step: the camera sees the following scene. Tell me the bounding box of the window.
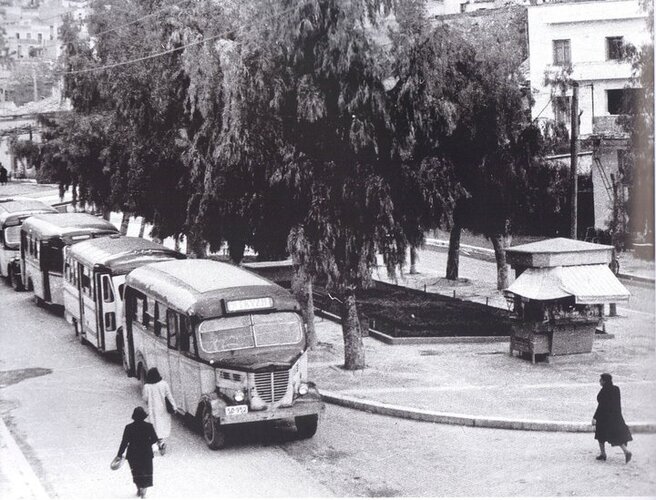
[131,292,146,324]
[552,39,571,66]
[607,88,641,115]
[144,297,156,328]
[37,33,42,43]
[606,36,624,60]
[154,302,167,338]
[553,96,571,125]
[101,275,114,303]
[16,33,20,39]
[80,266,92,297]
[167,310,179,349]
[180,316,196,356]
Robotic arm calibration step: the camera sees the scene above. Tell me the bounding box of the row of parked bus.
[1,197,323,449]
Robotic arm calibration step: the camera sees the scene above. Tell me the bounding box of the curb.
[319,391,656,434]
[0,418,49,499]
[617,272,655,285]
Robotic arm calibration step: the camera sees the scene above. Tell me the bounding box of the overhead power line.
[91,0,195,40]
[63,5,298,76]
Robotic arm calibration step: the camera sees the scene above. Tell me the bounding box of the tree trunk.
[490,233,512,290]
[174,236,181,253]
[186,225,207,258]
[101,208,111,221]
[119,212,131,236]
[291,260,317,349]
[446,222,462,280]
[228,240,245,264]
[340,288,365,370]
[138,218,146,238]
[409,246,418,274]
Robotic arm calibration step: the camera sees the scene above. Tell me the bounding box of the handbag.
[110,456,124,471]
[165,397,175,414]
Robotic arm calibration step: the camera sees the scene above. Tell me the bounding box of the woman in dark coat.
[116,406,159,498]
[592,373,632,463]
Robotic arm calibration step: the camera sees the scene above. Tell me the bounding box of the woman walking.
[115,406,159,498]
[143,367,177,454]
[592,373,633,463]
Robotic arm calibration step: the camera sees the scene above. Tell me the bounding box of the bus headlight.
[233,390,245,403]
[298,383,309,396]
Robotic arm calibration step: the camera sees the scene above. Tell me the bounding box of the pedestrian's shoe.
[140,488,147,498]
[159,442,167,456]
[595,454,607,461]
[136,488,142,497]
[625,451,632,464]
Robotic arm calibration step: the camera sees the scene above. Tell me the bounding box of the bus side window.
[167,310,178,349]
[81,266,92,298]
[154,302,168,339]
[101,275,114,303]
[144,297,156,329]
[134,293,146,324]
[180,317,196,357]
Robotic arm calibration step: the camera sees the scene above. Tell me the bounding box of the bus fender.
[201,393,226,419]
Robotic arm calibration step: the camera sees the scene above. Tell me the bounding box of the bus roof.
[126,259,300,319]
[21,213,118,241]
[0,198,57,226]
[66,235,186,275]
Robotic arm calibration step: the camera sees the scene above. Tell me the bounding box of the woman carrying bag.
[114,406,159,498]
[143,367,177,455]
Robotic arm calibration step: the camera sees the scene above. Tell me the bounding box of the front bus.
[122,259,324,449]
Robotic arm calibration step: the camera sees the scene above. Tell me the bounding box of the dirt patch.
[314,281,511,338]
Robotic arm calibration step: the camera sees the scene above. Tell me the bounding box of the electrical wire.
[90,0,195,40]
[63,4,298,75]
[532,95,553,122]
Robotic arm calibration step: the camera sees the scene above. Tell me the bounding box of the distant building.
[528,0,650,236]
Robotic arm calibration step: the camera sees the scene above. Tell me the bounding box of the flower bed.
[314,281,512,338]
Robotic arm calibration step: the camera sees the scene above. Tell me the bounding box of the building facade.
[528,0,649,137]
[528,0,650,234]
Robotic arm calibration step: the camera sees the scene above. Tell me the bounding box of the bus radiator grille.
[254,371,289,403]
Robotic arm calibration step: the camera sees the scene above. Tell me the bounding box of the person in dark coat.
[0,164,7,185]
[116,406,159,498]
[592,373,633,463]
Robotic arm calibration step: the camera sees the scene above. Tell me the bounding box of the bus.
[122,259,324,449]
[63,235,185,356]
[20,213,119,306]
[0,197,57,289]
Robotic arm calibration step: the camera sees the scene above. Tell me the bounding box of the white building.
[528,0,650,234]
[528,0,650,138]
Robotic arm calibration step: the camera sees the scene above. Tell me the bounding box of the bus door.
[78,264,98,343]
[96,273,118,351]
[178,318,201,414]
[149,299,171,382]
[166,309,183,410]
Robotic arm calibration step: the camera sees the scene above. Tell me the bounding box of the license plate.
[225,405,248,416]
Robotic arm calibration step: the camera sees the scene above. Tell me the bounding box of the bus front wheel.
[295,414,318,439]
[202,404,226,450]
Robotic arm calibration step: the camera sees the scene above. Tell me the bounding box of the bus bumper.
[219,398,325,425]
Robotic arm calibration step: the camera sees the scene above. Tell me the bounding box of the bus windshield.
[41,240,65,273]
[198,312,303,354]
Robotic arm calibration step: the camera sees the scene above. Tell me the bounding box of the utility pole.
[570,81,580,239]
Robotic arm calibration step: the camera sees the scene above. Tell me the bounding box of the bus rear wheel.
[295,414,318,439]
[202,404,226,450]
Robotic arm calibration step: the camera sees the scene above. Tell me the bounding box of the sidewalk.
[309,244,656,433]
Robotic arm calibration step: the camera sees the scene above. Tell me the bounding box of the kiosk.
[504,238,630,363]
